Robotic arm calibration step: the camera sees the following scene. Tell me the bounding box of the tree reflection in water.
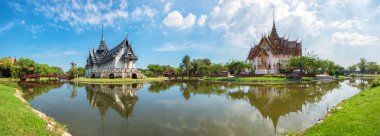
[85,83,143,119]
[22,80,358,134]
[20,82,65,101]
[149,81,342,131]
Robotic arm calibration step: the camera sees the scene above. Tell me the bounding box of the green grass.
[0,78,20,82]
[204,77,287,82]
[303,86,380,136]
[71,77,167,83]
[0,84,54,136]
[301,77,316,81]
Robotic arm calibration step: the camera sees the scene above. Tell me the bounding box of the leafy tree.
[358,58,367,74]
[16,58,36,75]
[147,64,163,77]
[210,63,228,74]
[347,64,358,71]
[367,61,380,74]
[180,55,192,79]
[226,60,250,75]
[77,67,86,77]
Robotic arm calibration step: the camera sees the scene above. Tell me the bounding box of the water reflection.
[149,81,341,131]
[20,82,64,100]
[85,83,143,119]
[21,80,368,135]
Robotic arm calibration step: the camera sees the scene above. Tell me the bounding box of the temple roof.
[86,34,138,67]
[247,6,302,60]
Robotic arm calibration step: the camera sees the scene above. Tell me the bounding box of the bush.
[370,79,380,88]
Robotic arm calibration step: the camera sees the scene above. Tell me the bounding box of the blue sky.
[1,0,380,71]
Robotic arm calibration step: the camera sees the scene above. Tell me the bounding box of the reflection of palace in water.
[154,81,341,131]
[85,83,143,119]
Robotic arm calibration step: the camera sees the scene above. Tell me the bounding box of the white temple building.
[85,28,145,79]
[247,8,302,74]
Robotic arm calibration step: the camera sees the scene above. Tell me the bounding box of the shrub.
[370,79,380,88]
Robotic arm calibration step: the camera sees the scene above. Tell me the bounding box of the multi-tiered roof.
[86,27,137,67]
[247,7,302,60]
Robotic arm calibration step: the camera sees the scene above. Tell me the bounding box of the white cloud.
[197,15,207,26]
[330,19,364,29]
[25,25,45,38]
[29,1,130,32]
[163,11,196,30]
[131,6,157,19]
[164,2,172,13]
[0,22,15,33]
[155,43,195,52]
[208,0,324,48]
[331,32,378,46]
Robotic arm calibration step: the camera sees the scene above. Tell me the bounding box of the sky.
[1,0,380,71]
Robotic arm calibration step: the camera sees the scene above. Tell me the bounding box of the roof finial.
[101,16,104,42]
[273,4,275,28]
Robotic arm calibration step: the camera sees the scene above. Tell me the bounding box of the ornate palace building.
[85,28,145,78]
[247,8,302,74]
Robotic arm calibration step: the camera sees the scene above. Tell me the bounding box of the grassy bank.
[303,86,380,136]
[71,77,167,83]
[0,84,67,135]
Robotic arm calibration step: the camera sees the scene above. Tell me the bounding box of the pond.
[20,79,369,136]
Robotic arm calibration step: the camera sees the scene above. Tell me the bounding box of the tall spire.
[101,16,104,42]
[97,16,107,51]
[273,4,275,28]
[270,4,279,39]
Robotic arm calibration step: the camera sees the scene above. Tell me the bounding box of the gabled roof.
[86,35,138,66]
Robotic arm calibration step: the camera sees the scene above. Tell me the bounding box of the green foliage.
[358,58,367,74]
[370,79,380,88]
[367,61,380,74]
[349,58,380,74]
[225,60,251,74]
[284,52,343,75]
[67,66,85,79]
[0,57,64,78]
[209,63,228,74]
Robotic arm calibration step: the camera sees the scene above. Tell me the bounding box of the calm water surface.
[21,79,369,136]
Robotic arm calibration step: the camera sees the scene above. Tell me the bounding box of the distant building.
[85,28,145,78]
[247,7,302,74]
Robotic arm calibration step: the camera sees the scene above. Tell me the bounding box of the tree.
[147,64,163,77]
[210,63,228,74]
[347,64,358,71]
[367,61,380,74]
[51,66,65,75]
[226,60,250,75]
[77,67,86,77]
[181,55,191,79]
[358,58,367,74]
[16,58,36,75]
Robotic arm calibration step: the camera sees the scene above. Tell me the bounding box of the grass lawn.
[303,86,380,136]
[71,77,167,83]
[204,77,287,82]
[0,84,55,135]
[0,78,20,82]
